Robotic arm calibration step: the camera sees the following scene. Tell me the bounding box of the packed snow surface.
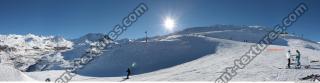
[0,65,34,81]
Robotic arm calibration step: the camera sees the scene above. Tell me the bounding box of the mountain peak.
[73,33,106,44]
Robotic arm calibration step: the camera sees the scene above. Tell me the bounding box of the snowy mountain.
[72,33,107,44]
[3,25,320,82]
[0,34,73,71]
[62,33,110,60]
[175,25,287,46]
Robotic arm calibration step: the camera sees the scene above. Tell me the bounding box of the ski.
[274,65,315,69]
[120,78,129,82]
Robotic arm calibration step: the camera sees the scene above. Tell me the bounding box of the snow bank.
[0,65,34,81]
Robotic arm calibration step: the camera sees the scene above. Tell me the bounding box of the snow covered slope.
[0,34,73,71]
[69,25,287,77]
[25,25,320,82]
[0,65,34,81]
[77,34,220,77]
[62,33,107,60]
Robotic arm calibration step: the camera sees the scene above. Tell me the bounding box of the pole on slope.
[144,31,148,43]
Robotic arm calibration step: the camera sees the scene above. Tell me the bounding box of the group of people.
[286,49,301,68]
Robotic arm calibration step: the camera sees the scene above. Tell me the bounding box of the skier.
[45,78,51,82]
[286,50,291,68]
[126,68,131,79]
[296,50,301,67]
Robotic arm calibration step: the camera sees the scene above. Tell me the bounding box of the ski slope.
[0,65,34,81]
[23,25,320,82]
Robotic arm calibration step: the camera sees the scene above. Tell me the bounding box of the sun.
[163,17,176,31]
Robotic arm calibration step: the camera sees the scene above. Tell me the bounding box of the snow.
[4,25,320,82]
[76,34,220,77]
[72,33,106,44]
[0,65,34,81]
[0,34,73,71]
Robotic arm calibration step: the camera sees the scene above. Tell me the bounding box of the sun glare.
[163,17,176,31]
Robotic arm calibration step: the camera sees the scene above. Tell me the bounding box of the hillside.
[0,65,34,81]
[0,34,73,71]
[8,25,320,82]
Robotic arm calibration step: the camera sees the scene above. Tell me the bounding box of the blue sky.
[0,0,319,41]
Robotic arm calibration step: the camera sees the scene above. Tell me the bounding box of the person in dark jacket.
[296,50,301,66]
[45,78,51,82]
[126,68,131,79]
